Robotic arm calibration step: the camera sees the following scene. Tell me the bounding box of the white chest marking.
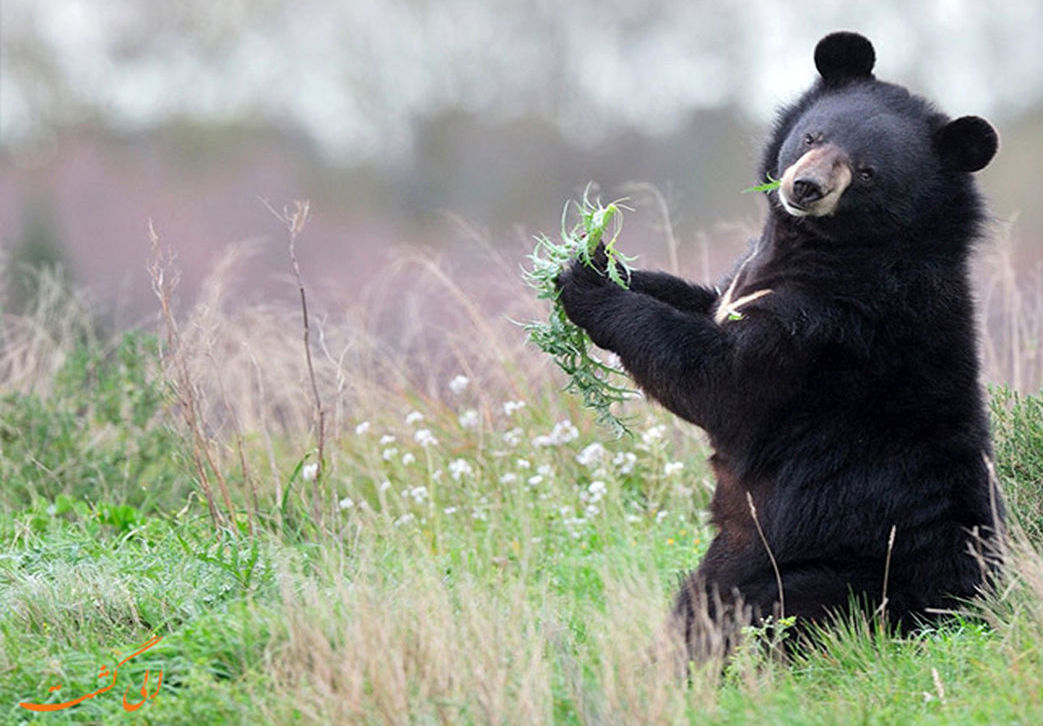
[713,249,773,325]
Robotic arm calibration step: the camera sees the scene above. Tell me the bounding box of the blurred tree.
[2,0,1040,166]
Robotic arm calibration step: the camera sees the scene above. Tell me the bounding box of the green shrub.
[0,331,187,512]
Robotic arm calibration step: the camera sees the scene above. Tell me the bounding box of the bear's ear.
[935,116,998,172]
[814,32,875,85]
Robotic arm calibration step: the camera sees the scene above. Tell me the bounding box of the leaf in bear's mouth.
[742,175,782,194]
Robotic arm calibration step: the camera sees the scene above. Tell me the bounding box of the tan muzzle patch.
[778,144,852,217]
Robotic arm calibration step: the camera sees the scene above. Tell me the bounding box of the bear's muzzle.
[779,144,852,217]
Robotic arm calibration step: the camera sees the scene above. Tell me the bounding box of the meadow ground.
[2,211,1043,724]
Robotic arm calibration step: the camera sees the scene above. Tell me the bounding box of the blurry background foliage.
[1,0,1041,386]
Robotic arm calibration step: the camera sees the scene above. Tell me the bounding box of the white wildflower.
[444,506,458,515]
[576,442,608,468]
[613,451,637,475]
[414,429,438,447]
[354,421,371,435]
[527,474,544,487]
[472,508,487,521]
[382,447,399,461]
[338,497,354,510]
[585,504,600,518]
[626,513,641,523]
[405,410,424,426]
[562,515,587,539]
[587,480,607,504]
[401,452,416,466]
[379,434,397,446]
[641,424,667,446]
[500,472,518,485]
[664,461,684,476]
[656,510,669,524]
[537,464,553,476]
[378,480,391,493]
[448,458,474,481]
[458,408,479,429]
[503,400,526,416]
[503,427,523,447]
[395,513,416,527]
[301,463,319,482]
[553,419,579,443]
[533,419,579,447]
[516,458,531,470]
[409,486,428,503]
[448,374,470,395]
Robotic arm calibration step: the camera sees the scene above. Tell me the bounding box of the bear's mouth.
[778,145,852,218]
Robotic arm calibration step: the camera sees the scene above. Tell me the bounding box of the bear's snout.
[779,144,852,218]
[791,178,824,205]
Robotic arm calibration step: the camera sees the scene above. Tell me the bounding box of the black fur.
[557,32,1004,656]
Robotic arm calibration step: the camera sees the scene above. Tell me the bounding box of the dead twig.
[746,491,784,619]
[148,220,231,529]
[262,198,326,525]
[876,525,897,621]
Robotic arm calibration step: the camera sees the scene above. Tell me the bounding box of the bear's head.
[764,32,998,244]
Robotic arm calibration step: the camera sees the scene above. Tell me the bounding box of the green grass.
[3,271,1043,724]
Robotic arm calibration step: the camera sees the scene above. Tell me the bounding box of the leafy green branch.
[523,188,637,437]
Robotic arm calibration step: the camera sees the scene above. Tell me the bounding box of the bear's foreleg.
[626,269,719,316]
[556,257,735,426]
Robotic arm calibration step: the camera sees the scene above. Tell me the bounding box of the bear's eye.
[803,133,817,146]
[857,167,875,183]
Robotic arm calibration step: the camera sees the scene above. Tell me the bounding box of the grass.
[2,208,1043,723]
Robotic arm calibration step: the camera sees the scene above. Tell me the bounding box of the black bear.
[557,31,1004,656]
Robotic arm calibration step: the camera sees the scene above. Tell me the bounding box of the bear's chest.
[713,244,776,325]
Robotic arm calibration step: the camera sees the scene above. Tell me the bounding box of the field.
[3,212,1043,725]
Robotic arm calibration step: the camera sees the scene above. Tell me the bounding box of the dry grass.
[0,268,95,396]
[139,207,575,535]
[4,198,1043,722]
[260,559,556,723]
[143,204,1043,721]
[251,543,720,725]
[132,200,1043,535]
[980,218,1043,392]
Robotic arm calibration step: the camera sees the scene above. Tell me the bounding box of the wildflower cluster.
[532,420,579,448]
[339,370,709,554]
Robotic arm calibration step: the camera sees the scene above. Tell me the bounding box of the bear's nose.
[792,178,824,205]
